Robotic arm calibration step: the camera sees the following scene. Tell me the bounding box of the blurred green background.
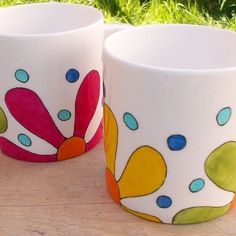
[0,0,236,30]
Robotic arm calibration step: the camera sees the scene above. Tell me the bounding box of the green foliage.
[0,0,235,30]
[194,0,236,18]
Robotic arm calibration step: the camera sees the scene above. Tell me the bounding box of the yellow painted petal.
[118,146,167,198]
[122,205,162,223]
[104,104,118,175]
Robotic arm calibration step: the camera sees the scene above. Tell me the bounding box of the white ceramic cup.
[0,3,105,162]
[103,24,236,224]
[104,23,133,39]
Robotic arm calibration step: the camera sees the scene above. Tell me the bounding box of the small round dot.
[58,110,71,121]
[15,69,29,83]
[156,195,172,208]
[18,134,32,147]
[66,68,80,83]
[123,112,138,130]
[189,178,205,193]
[217,107,231,126]
[167,134,186,151]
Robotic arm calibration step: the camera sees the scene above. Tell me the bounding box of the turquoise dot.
[15,69,29,83]
[58,109,71,121]
[167,134,186,151]
[18,134,32,147]
[66,68,80,83]
[123,112,138,130]
[156,195,172,208]
[217,107,231,126]
[189,178,205,193]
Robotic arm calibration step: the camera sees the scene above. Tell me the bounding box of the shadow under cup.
[0,3,104,162]
[103,25,236,224]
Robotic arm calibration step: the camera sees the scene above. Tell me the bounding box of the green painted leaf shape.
[205,142,236,192]
[0,107,7,133]
[173,204,231,224]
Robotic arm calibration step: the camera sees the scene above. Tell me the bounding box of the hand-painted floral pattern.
[104,103,236,224]
[0,70,102,162]
[104,104,167,222]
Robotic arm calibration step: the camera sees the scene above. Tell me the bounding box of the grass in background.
[0,0,236,30]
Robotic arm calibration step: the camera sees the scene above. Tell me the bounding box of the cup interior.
[0,3,102,36]
[104,24,236,70]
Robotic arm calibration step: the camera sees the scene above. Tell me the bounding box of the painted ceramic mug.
[0,3,104,162]
[103,24,236,224]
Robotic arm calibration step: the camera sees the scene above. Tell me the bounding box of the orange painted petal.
[104,104,118,175]
[231,195,236,208]
[118,146,167,199]
[57,137,85,161]
[122,205,162,223]
[105,168,120,204]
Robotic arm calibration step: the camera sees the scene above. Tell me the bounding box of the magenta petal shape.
[0,137,57,162]
[74,70,101,138]
[86,119,103,151]
[5,88,65,148]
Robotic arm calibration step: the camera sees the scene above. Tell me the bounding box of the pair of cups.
[0,3,236,225]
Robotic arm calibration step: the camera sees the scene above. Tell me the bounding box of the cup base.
[105,172,233,225]
[0,124,103,163]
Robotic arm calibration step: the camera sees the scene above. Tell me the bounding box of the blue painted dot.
[217,107,231,126]
[66,68,80,83]
[123,112,138,130]
[167,134,186,151]
[189,178,205,193]
[58,110,71,121]
[18,134,32,147]
[15,69,29,83]
[156,195,172,208]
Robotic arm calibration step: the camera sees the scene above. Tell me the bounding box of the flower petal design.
[105,168,121,204]
[122,205,162,223]
[231,195,236,208]
[205,141,236,193]
[0,137,57,162]
[85,119,103,151]
[57,137,86,161]
[0,107,7,133]
[5,88,65,148]
[104,104,118,175]
[173,204,231,224]
[118,146,167,199]
[74,70,100,138]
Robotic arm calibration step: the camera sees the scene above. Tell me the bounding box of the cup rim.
[0,2,103,38]
[103,24,236,74]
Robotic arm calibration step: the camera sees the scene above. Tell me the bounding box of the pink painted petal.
[5,88,65,148]
[0,137,57,162]
[86,120,103,151]
[74,70,100,138]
